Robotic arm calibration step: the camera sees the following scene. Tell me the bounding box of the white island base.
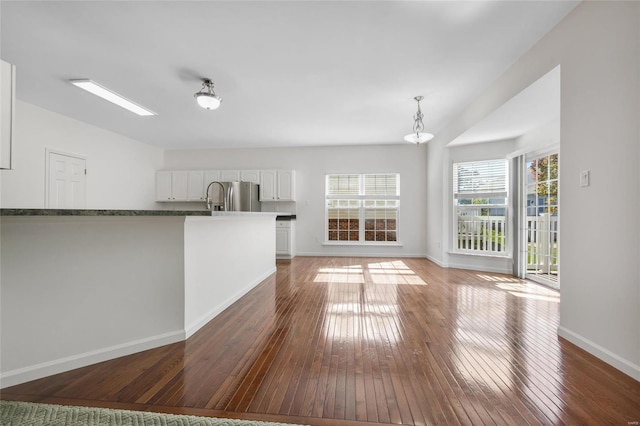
[0,212,277,388]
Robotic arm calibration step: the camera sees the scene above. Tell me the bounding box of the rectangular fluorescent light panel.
[70,79,156,116]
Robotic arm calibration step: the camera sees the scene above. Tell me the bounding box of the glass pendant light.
[194,78,222,110]
[404,96,434,144]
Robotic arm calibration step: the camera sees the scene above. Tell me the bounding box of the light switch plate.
[580,170,590,187]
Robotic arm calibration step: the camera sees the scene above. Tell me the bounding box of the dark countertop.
[0,209,297,219]
[0,209,212,217]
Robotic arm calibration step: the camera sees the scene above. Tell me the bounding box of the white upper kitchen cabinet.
[276,169,295,201]
[259,170,277,201]
[240,170,260,184]
[171,171,189,200]
[158,169,295,202]
[220,170,240,181]
[203,171,221,195]
[156,171,173,201]
[260,169,296,201]
[187,171,205,201]
[156,171,188,201]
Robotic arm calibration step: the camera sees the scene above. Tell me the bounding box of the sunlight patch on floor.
[314,266,364,283]
[477,274,522,283]
[313,261,427,285]
[368,260,427,285]
[495,282,560,303]
[507,291,560,303]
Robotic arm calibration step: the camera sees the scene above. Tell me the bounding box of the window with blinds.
[453,160,507,200]
[453,160,508,255]
[326,173,400,243]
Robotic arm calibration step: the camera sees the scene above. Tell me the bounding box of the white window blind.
[327,174,360,197]
[453,160,508,199]
[363,174,399,197]
[327,173,400,198]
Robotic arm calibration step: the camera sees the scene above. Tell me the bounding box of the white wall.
[0,100,163,209]
[183,215,276,337]
[514,118,560,154]
[427,1,640,379]
[0,214,277,388]
[0,216,186,387]
[165,144,429,257]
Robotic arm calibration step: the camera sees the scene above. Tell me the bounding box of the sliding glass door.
[524,152,559,288]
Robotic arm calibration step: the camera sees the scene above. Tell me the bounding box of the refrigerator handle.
[228,185,234,211]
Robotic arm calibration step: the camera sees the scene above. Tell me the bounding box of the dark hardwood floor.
[2,257,639,425]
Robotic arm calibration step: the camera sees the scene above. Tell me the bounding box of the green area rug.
[0,400,306,426]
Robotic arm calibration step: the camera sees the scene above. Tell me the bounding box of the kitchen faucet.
[205,181,226,211]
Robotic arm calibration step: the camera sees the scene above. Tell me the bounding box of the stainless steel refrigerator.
[207,181,260,212]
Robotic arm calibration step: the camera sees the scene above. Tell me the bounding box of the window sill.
[448,250,512,260]
[323,241,403,247]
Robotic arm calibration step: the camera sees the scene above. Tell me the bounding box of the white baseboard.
[425,254,446,267]
[0,330,185,389]
[1,268,278,389]
[557,326,640,381]
[445,261,512,274]
[295,252,509,275]
[296,252,427,258]
[184,267,277,339]
[276,254,294,259]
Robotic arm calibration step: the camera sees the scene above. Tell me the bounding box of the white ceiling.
[0,1,577,150]
[448,65,561,146]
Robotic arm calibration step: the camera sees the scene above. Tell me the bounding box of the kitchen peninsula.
[0,209,278,387]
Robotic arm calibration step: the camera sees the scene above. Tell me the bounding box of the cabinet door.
[171,171,189,201]
[276,170,296,201]
[220,170,240,181]
[187,171,205,201]
[204,171,220,185]
[276,227,290,255]
[240,170,260,184]
[156,171,173,201]
[259,170,277,201]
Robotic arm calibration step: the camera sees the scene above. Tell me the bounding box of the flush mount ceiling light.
[70,79,156,116]
[404,95,434,145]
[194,78,222,110]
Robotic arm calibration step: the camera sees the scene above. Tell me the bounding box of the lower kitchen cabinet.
[276,220,295,259]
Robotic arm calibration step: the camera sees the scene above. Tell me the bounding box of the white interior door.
[48,151,86,208]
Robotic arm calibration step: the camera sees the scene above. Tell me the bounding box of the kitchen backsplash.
[260,201,297,215]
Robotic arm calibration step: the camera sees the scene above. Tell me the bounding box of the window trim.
[325,173,400,245]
